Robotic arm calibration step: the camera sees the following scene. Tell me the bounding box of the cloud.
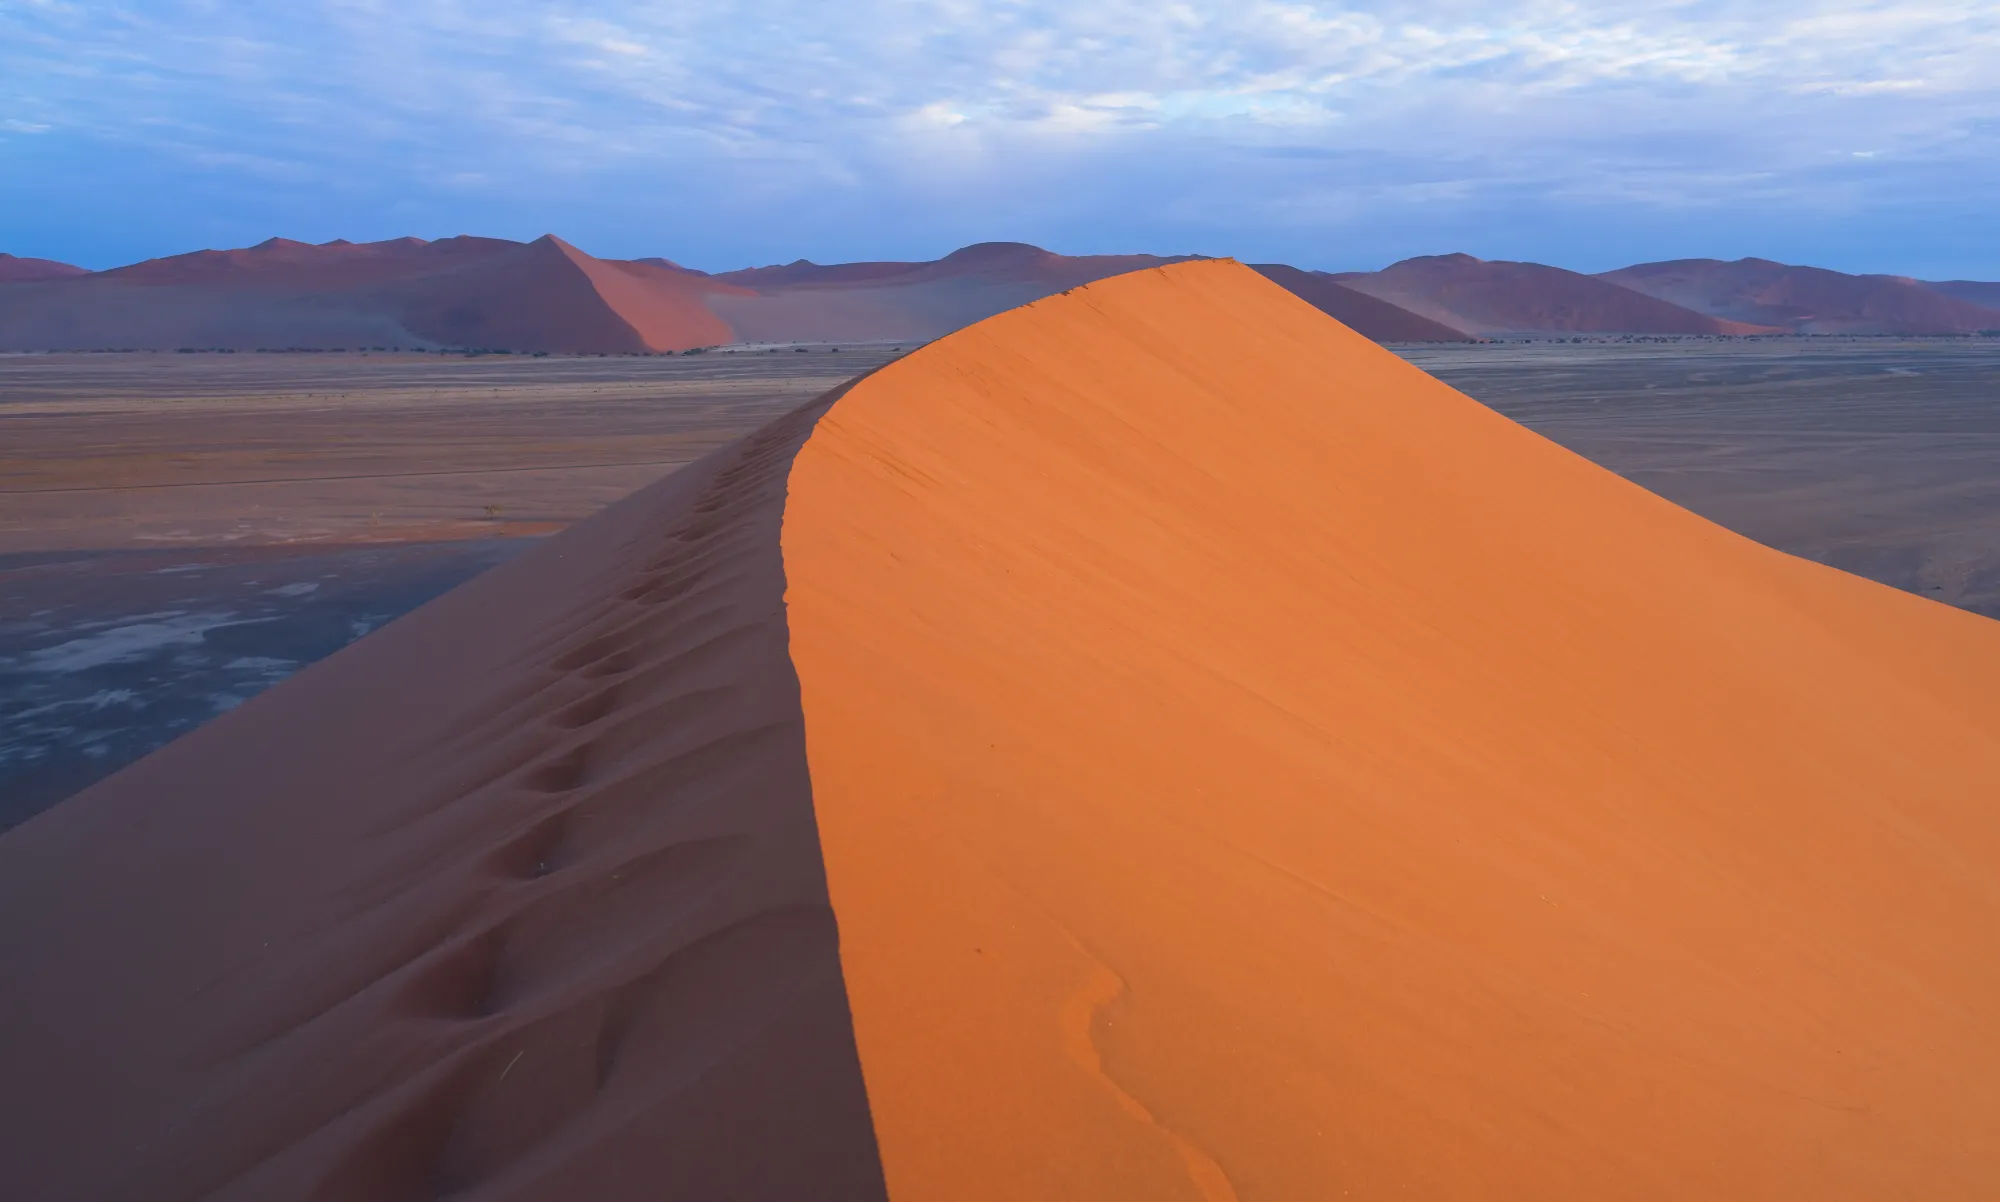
[1,1,1996,272]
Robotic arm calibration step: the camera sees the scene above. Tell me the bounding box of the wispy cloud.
[2,1,1996,273]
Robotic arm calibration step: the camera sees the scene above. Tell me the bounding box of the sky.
[3,1,1998,277]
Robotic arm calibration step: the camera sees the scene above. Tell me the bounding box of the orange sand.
[782,260,2000,1199]
[5,257,2000,1201]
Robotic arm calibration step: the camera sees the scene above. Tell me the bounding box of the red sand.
[99,235,517,289]
[4,258,1999,1200]
[0,235,743,353]
[706,242,1208,346]
[0,252,88,282]
[0,397,885,1200]
[1251,263,1470,340]
[782,260,2000,1199]
[715,241,1193,291]
[396,235,743,352]
[1604,258,2000,335]
[1336,252,1774,335]
[710,242,1455,347]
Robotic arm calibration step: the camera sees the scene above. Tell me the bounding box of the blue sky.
[4,1,1997,276]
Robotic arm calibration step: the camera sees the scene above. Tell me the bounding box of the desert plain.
[0,347,904,820]
[5,334,1997,823]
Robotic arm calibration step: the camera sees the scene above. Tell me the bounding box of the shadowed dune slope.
[0,252,88,281]
[0,393,887,1201]
[1603,258,2000,335]
[708,242,1200,345]
[0,235,741,352]
[1333,252,1774,335]
[395,236,741,353]
[1250,263,1470,340]
[707,242,1451,347]
[1920,278,2000,315]
[780,259,2000,1200]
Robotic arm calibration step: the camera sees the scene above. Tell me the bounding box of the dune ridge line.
[780,258,2000,1200]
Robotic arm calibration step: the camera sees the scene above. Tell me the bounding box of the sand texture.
[4,258,2000,1200]
[1929,279,2000,310]
[781,260,2000,1199]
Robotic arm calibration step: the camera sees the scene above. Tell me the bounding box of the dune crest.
[781,259,2000,1198]
[5,258,1999,1200]
[1334,252,1776,334]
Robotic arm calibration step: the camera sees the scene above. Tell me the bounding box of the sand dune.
[1605,258,2000,335]
[0,389,885,1200]
[4,259,1999,1200]
[0,235,1461,352]
[98,235,517,288]
[0,235,743,353]
[784,261,2000,1198]
[395,236,742,353]
[1336,252,1773,335]
[710,243,1460,346]
[0,252,87,282]
[1927,278,2000,311]
[1250,263,1470,340]
[716,241,1190,292]
[0,237,1212,353]
[7,238,1997,351]
[706,241,1203,345]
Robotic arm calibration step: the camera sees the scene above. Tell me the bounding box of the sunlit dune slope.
[5,256,1999,1202]
[781,259,2000,1200]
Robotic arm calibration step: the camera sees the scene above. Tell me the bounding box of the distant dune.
[0,238,1460,351]
[5,260,1999,1200]
[1334,252,1775,335]
[393,236,741,352]
[1917,278,2000,317]
[1604,258,2000,335]
[1250,263,1470,340]
[704,242,1205,345]
[8,237,1996,351]
[0,252,87,282]
[0,235,744,353]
